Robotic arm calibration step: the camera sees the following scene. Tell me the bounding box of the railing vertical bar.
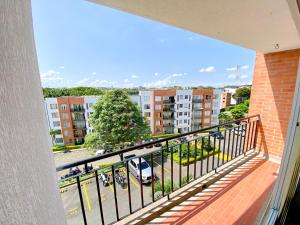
[76,176,87,225]
[126,161,132,214]
[245,120,252,153]
[171,146,174,192]
[193,139,197,179]
[250,120,257,150]
[253,120,259,150]
[227,129,231,162]
[222,129,227,165]
[179,144,182,188]
[138,157,144,208]
[238,124,244,156]
[217,128,221,167]
[95,170,105,225]
[234,126,240,158]
[242,123,248,154]
[230,127,236,160]
[206,135,210,173]
[200,137,204,176]
[187,141,190,183]
[212,134,216,170]
[161,149,165,197]
[151,153,155,203]
[111,165,120,221]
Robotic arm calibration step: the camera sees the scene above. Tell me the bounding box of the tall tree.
[233,87,251,100]
[86,90,151,151]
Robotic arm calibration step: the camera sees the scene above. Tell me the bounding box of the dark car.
[209,131,224,139]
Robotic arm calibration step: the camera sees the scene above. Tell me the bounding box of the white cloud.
[131,74,138,79]
[158,38,167,43]
[241,74,249,79]
[59,66,64,69]
[124,79,130,83]
[226,67,237,71]
[227,65,249,71]
[228,73,249,79]
[92,72,97,75]
[41,70,63,81]
[154,72,159,76]
[228,74,237,79]
[199,66,215,73]
[172,73,184,77]
[144,75,178,88]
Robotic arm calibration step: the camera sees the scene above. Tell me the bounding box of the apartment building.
[221,91,232,109]
[139,88,222,135]
[45,95,140,146]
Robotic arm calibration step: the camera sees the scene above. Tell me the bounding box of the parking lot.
[56,129,249,225]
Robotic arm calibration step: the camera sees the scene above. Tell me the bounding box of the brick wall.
[249,49,300,158]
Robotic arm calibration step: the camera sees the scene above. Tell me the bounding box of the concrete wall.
[249,49,300,158]
[0,1,67,224]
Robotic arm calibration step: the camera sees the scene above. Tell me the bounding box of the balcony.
[192,99,202,103]
[73,125,86,130]
[71,107,85,112]
[56,115,263,225]
[163,107,175,112]
[163,99,175,104]
[193,107,203,111]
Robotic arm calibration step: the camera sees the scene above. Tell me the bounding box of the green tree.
[87,90,151,151]
[49,129,57,146]
[233,87,251,100]
[219,112,233,123]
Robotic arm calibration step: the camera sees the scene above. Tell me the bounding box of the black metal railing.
[57,115,260,225]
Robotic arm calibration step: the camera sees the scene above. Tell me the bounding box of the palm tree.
[49,129,57,146]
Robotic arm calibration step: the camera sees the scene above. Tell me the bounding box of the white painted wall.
[211,88,223,125]
[84,96,99,134]
[175,90,192,133]
[0,1,67,224]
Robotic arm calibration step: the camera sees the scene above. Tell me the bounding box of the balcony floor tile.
[150,155,279,225]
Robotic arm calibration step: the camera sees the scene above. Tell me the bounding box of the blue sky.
[32,0,256,88]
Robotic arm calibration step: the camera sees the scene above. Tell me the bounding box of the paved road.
[56,128,251,225]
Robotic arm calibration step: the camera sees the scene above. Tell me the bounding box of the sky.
[31,0,256,88]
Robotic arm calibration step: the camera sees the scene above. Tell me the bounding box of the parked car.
[125,154,154,184]
[60,166,81,180]
[209,131,224,139]
[95,147,105,156]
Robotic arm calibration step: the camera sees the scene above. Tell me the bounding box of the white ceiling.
[89,0,300,53]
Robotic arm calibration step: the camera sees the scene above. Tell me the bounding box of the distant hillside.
[43,87,140,98]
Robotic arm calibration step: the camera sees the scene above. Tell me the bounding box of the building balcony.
[192,99,203,103]
[163,107,175,112]
[72,125,86,129]
[163,99,175,104]
[70,108,85,112]
[193,107,203,111]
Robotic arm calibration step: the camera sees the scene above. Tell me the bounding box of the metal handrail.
[56,114,259,171]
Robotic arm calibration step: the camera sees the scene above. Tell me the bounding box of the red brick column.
[249,49,300,158]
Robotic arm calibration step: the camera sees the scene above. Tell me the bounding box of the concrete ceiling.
[89,0,300,53]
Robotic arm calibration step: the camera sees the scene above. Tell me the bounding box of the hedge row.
[52,145,83,151]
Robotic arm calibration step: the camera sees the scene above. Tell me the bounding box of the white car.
[95,148,105,156]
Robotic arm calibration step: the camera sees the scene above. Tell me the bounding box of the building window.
[60,104,67,110]
[66,139,73,144]
[155,96,161,102]
[205,103,211,108]
[155,105,161,110]
[55,129,62,135]
[64,130,70,136]
[53,121,60,127]
[144,112,151,117]
[204,111,211,116]
[204,118,210,123]
[51,112,59,118]
[184,103,190,109]
[144,104,150,110]
[178,104,183,109]
[155,120,161,126]
[178,112,183,116]
[62,113,69,119]
[56,138,63,143]
[85,103,89,110]
[50,104,58,109]
[206,95,212,100]
[184,95,189,99]
[179,120,182,124]
[64,122,70,128]
[184,119,188,124]
[144,96,150,101]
